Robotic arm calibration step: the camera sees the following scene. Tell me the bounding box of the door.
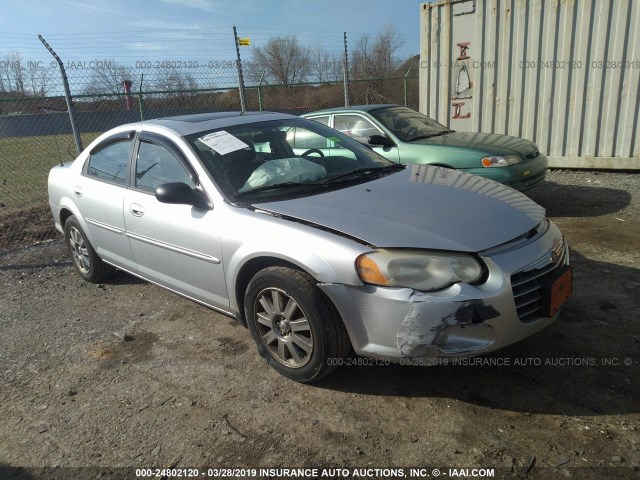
[76,132,136,271]
[123,133,228,308]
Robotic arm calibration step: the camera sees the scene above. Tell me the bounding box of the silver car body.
[48,112,569,362]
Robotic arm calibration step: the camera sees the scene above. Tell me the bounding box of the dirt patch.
[86,332,158,364]
[0,170,638,478]
[0,202,58,250]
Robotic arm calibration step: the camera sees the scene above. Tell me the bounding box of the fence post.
[257,71,265,111]
[343,32,350,107]
[138,74,145,121]
[403,66,413,107]
[233,26,246,111]
[38,35,83,154]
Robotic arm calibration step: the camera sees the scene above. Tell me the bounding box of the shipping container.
[419,0,640,169]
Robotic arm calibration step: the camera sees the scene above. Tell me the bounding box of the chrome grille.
[511,241,567,322]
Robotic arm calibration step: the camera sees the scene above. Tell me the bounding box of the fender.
[55,196,92,237]
[222,208,369,312]
[48,161,95,243]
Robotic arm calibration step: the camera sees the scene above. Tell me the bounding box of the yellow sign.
[238,38,250,46]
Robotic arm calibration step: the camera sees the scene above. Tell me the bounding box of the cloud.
[61,0,145,18]
[125,42,169,52]
[129,19,208,30]
[158,0,217,13]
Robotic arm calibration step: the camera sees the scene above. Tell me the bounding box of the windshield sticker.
[197,131,249,155]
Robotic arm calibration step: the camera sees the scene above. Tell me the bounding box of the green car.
[301,105,547,191]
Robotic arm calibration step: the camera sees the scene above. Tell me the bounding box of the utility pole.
[233,26,246,112]
[38,35,83,154]
[343,31,350,107]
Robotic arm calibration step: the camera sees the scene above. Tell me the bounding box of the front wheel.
[245,266,350,382]
[64,215,115,283]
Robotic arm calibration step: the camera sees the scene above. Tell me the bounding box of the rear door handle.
[129,203,145,217]
[73,186,83,197]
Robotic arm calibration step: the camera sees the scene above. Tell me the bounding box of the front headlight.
[481,155,522,167]
[355,249,484,291]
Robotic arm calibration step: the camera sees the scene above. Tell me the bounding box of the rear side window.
[308,115,330,126]
[86,140,131,185]
[135,141,196,193]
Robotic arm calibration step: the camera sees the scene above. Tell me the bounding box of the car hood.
[253,166,546,252]
[412,131,539,156]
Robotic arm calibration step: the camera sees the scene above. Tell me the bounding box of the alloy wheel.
[68,226,90,274]
[254,287,313,367]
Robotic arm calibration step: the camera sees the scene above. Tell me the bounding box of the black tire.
[244,266,350,383]
[64,215,115,283]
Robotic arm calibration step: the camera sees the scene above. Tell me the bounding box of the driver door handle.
[129,203,145,217]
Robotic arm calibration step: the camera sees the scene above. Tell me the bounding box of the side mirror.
[155,182,212,210]
[368,134,394,147]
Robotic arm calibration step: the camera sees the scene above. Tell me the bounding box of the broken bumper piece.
[319,222,567,362]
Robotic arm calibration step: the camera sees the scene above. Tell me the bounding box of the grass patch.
[0,132,101,250]
[0,132,101,208]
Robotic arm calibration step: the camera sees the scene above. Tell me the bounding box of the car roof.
[303,104,399,116]
[136,111,297,136]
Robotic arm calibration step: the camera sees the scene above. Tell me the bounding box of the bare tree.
[248,36,311,85]
[350,25,403,79]
[310,47,342,83]
[1,52,26,93]
[9,52,25,93]
[154,67,198,95]
[350,34,372,79]
[0,57,6,92]
[82,61,133,97]
[26,64,52,96]
[372,25,403,77]
[0,51,53,95]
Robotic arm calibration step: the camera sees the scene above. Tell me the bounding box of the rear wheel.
[64,215,115,283]
[245,266,350,382]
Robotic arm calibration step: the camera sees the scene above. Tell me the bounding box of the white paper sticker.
[197,131,249,155]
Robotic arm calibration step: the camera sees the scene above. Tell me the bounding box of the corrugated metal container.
[419,0,640,169]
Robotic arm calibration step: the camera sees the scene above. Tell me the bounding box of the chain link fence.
[0,67,418,252]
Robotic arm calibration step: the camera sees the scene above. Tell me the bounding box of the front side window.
[333,114,381,144]
[186,118,399,202]
[135,141,196,193]
[287,127,328,150]
[370,106,451,141]
[86,139,131,185]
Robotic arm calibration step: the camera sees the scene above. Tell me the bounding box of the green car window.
[370,106,450,141]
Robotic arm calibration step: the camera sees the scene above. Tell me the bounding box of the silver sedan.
[48,112,572,382]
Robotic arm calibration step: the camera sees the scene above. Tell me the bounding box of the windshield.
[370,106,451,142]
[186,118,399,202]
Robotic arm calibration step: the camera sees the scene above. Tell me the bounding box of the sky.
[1,0,426,69]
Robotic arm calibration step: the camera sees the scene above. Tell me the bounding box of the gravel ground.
[0,170,639,480]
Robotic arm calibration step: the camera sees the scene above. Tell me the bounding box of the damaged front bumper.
[319,221,569,361]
